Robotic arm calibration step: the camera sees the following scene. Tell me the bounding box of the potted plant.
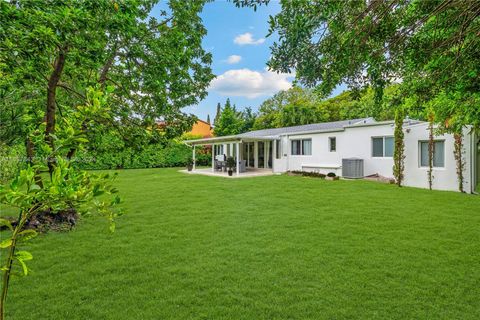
[226,156,235,176]
[326,172,339,181]
[186,157,194,171]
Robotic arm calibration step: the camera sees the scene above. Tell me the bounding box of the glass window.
[420,141,429,167]
[291,139,311,155]
[372,137,384,157]
[291,140,301,155]
[433,141,445,167]
[384,137,394,157]
[372,137,394,157]
[329,137,336,152]
[420,141,445,167]
[276,140,281,159]
[302,139,312,155]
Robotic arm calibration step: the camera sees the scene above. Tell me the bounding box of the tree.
[237,0,480,130]
[214,102,222,125]
[239,107,256,133]
[213,99,243,136]
[206,114,211,125]
[253,86,399,130]
[0,1,213,316]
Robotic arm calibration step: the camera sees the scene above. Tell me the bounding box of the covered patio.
[184,135,280,177]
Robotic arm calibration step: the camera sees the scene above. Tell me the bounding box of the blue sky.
[153,1,345,122]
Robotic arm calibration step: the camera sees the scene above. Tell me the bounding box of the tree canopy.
[237,0,480,131]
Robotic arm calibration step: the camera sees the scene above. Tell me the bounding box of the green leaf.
[15,250,33,261]
[14,251,33,275]
[17,229,38,242]
[0,218,13,231]
[0,238,13,248]
[30,184,41,191]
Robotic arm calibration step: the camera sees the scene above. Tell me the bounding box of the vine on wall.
[393,109,405,187]
[427,112,435,190]
[453,132,465,192]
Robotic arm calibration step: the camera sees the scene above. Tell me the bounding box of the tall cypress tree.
[214,102,221,125]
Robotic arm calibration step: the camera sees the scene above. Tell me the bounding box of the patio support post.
[193,145,196,171]
[211,144,215,172]
[236,142,240,176]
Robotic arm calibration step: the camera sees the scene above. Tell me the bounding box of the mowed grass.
[2,168,480,319]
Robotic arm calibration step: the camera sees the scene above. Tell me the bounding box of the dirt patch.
[364,173,395,184]
[2,208,78,233]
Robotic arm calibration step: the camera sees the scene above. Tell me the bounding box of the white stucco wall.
[402,124,472,192]
[273,122,474,192]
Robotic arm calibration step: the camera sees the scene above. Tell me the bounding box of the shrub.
[288,170,326,178]
[327,172,336,177]
[0,143,25,183]
[74,140,211,170]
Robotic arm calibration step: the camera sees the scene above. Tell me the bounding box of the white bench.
[301,164,342,176]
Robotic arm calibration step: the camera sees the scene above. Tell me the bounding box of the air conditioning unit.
[342,158,364,179]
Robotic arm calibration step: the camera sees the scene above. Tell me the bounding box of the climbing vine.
[453,132,465,192]
[427,111,435,190]
[393,108,405,187]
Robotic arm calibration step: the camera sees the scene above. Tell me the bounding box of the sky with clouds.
[152,1,343,122]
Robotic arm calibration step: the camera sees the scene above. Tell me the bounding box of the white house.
[185,118,479,193]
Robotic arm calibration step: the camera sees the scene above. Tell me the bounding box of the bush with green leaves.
[74,138,211,170]
[0,144,25,184]
[0,159,121,318]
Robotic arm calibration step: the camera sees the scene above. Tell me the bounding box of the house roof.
[184,117,425,145]
[237,118,374,139]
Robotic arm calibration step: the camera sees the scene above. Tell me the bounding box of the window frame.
[418,140,445,168]
[371,136,394,158]
[329,137,336,152]
[290,138,312,156]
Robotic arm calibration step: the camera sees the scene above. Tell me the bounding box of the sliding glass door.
[242,142,255,168]
[257,142,265,168]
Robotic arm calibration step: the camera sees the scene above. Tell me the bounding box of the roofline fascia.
[281,128,345,137]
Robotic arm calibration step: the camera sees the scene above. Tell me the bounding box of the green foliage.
[242,0,479,131]
[0,160,121,316]
[393,108,406,187]
[0,144,25,184]
[253,86,398,130]
[74,136,210,170]
[226,156,236,170]
[212,100,257,136]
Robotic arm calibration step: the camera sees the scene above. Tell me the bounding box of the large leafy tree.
[237,0,479,129]
[0,1,213,316]
[0,0,213,160]
[253,86,399,130]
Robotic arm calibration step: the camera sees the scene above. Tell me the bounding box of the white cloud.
[225,55,242,64]
[210,68,293,99]
[233,32,265,45]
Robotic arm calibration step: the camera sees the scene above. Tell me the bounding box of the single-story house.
[185,118,479,193]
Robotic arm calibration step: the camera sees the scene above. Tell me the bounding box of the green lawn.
[3,168,480,319]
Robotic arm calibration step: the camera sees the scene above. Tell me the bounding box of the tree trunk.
[45,49,67,175]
